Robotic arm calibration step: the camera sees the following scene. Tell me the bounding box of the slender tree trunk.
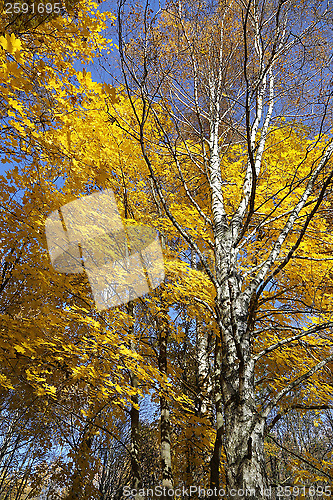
[209,341,223,497]
[127,300,143,499]
[196,317,212,418]
[193,248,212,419]
[157,307,174,499]
[196,318,214,485]
[130,368,143,499]
[149,188,173,497]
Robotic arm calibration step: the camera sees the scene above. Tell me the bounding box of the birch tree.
[108,0,333,496]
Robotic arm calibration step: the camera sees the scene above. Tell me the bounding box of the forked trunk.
[211,270,268,498]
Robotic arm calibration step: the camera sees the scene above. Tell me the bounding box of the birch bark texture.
[113,0,333,496]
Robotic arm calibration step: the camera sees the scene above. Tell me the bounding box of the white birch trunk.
[196,321,211,417]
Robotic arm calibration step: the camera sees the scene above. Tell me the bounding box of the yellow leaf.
[0,33,22,55]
